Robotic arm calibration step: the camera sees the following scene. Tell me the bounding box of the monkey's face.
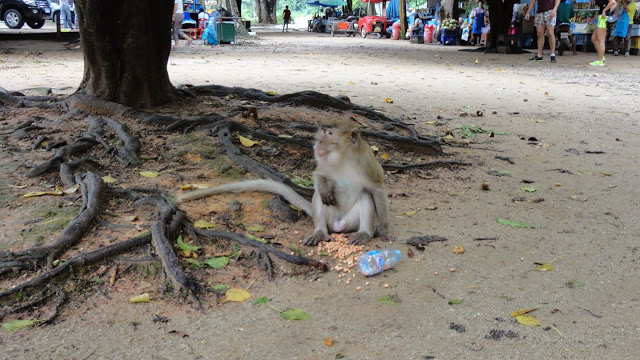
[315,127,338,157]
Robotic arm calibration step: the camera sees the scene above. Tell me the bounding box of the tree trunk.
[259,0,269,23]
[254,0,263,22]
[226,0,240,17]
[268,0,277,23]
[487,0,516,50]
[74,0,178,108]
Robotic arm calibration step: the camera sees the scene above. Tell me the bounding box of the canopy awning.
[306,0,347,7]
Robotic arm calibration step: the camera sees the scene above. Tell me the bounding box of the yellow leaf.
[384,98,393,104]
[129,293,150,303]
[511,308,538,317]
[102,175,118,184]
[238,135,256,147]
[194,219,216,229]
[266,91,277,96]
[515,314,542,326]
[497,68,502,71]
[380,154,389,160]
[444,135,455,140]
[475,59,479,64]
[180,184,193,190]
[324,337,333,346]
[403,210,417,216]
[532,263,554,272]
[452,246,465,254]
[426,121,436,125]
[348,81,355,85]
[226,288,251,302]
[140,171,159,178]
[23,186,63,198]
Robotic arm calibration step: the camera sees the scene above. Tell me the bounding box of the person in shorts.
[283,6,291,32]
[589,0,617,66]
[525,0,561,63]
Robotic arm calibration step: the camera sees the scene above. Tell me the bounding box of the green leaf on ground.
[2,319,40,331]
[448,299,463,305]
[253,297,269,305]
[212,284,230,291]
[280,309,310,320]
[497,219,534,228]
[521,186,537,193]
[205,256,229,269]
[566,279,585,288]
[185,258,204,268]
[531,263,554,272]
[177,235,200,252]
[194,219,216,229]
[246,224,265,232]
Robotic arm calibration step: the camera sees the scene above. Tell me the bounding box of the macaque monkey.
[176,119,392,246]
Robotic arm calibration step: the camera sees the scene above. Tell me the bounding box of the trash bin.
[216,22,235,43]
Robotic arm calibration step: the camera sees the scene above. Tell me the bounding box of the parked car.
[47,0,74,27]
[0,0,50,29]
[357,16,388,38]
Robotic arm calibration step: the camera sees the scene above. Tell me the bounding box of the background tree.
[73,0,178,108]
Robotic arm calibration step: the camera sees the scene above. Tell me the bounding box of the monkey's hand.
[304,231,332,246]
[319,188,337,206]
[348,232,372,246]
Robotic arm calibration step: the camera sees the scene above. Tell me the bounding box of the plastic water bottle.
[358,249,402,276]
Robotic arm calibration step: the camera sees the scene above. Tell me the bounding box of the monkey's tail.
[175,179,312,216]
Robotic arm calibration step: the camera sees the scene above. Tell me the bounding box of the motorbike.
[555,22,572,55]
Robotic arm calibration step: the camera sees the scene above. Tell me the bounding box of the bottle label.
[369,250,385,273]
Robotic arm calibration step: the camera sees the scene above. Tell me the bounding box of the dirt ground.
[1,26,640,359]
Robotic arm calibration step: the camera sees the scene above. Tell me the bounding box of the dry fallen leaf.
[324,337,333,347]
[452,246,465,254]
[140,171,159,178]
[511,308,538,317]
[225,288,251,302]
[238,135,256,147]
[515,314,542,326]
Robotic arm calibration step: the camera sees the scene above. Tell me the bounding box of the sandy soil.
[1,26,640,359]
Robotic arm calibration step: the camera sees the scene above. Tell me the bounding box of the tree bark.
[226,0,240,17]
[74,0,178,108]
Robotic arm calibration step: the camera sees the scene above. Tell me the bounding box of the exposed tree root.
[383,160,472,171]
[217,121,314,198]
[0,90,59,109]
[0,172,105,267]
[136,196,199,296]
[194,228,328,275]
[186,85,423,138]
[0,87,463,318]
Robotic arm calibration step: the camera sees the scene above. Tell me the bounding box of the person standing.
[283,6,291,32]
[525,0,561,62]
[589,0,617,65]
[556,0,576,55]
[60,0,73,30]
[470,1,487,45]
[612,0,636,57]
[173,0,195,50]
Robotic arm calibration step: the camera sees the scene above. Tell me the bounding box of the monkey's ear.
[349,130,360,144]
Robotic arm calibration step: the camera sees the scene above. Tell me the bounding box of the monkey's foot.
[348,232,372,245]
[304,231,332,246]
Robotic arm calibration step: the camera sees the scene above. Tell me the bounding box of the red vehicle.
[357,15,388,38]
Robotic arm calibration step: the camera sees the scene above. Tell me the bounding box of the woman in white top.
[173,0,195,49]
